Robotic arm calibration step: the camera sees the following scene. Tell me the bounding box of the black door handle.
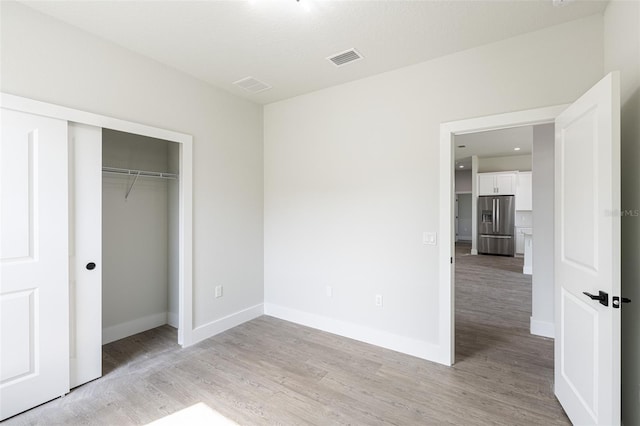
[86,262,96,271]
[613,296,631,308]
[583,290,609,306]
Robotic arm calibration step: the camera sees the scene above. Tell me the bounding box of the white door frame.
[438,104,568,365]
[0,93,195,347]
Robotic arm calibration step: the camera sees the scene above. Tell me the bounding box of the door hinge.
[612,296,632,308]
[450,257,453,264]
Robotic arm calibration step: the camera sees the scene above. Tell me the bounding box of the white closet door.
[68,123,102,388]
[0,108,69,420]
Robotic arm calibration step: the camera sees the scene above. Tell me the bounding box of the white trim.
[530,317,555,339]
[102,312,168,345]
[178,137,194,347]
[191,304,264,345]
[1,92,194,347]
[264,303,448,365]
[439,105,568,365]
[471,155,478,253]
[0,93,188,142]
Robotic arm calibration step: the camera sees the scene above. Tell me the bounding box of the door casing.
[438,104,568,365]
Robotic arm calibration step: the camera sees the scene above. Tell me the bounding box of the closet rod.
[102,167,178,200]
[102,166,178,180]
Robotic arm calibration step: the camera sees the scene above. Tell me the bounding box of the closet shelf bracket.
[102,167,179,200]
[125,172,141,200]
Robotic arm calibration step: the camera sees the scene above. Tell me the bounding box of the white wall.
[455,170,473,242]
[604,1,640,424]
[456,194,472,241]
[455,171,473,241]
[264,15,604,357]
[0,2,264,335]
[531,124,554,338]
[477,154,532,172]
[454,170,471,193]
[102,130,173,341]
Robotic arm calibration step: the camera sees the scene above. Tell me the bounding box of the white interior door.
[0,108,70,420]
[554,72,621,425]
[68,123,102,388]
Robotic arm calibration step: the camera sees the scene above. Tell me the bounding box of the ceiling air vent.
[233,76,272,94]
[327,48,363,67]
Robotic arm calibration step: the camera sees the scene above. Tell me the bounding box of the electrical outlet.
[375,294,383,307]
[215,285,223,298]
[326,286,333,297]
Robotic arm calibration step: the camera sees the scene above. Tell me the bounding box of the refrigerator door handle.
[492,199,496,232]
[496,198,500,232]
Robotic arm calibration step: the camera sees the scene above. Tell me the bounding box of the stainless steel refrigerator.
[478,195,515,256]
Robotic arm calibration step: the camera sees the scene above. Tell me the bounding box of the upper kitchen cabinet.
[477,172,517,195]
[516,171,532,210]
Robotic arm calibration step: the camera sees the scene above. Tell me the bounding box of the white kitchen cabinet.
[477,172,517,195]
[478,173,496,195]
[516,171,532,211]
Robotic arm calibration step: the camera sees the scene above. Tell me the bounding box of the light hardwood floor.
[5,245,568,425]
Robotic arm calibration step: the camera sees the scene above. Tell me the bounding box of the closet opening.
[1,93,193,415]
[101,129,181,349]
[68,118,192,389]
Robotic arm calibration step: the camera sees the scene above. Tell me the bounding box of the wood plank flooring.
[5,244,568,425]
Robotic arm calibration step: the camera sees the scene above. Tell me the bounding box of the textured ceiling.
[22,0,608,104]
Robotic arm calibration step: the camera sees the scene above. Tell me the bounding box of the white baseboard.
[471,248,478,255]
[530,317,555,338]
[264,303,447,365]
[191,303,264,345]
[102,312,168,345]
[167,311,179,328]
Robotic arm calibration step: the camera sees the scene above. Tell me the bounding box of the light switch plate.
[423,232,437,245]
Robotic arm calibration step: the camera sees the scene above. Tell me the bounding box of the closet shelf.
[102,167,178,200]
[102,166,178,180]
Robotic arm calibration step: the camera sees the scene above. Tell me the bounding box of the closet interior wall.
[102,129,179,344]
